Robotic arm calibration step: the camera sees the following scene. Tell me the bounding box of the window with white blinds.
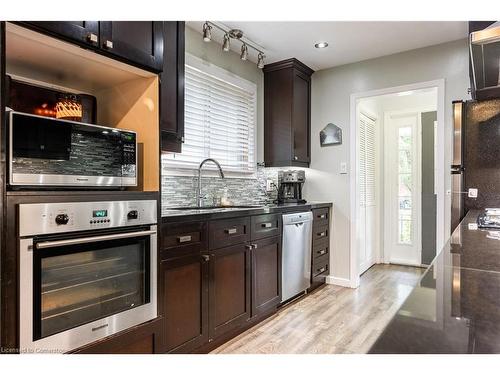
[162,54,257,174]
[358,112,376,207]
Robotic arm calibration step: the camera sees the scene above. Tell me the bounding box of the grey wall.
[421,111,438,265]
[307,39,471,281]
[185,26,264,162]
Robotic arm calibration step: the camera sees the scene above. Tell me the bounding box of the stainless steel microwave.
[8,111,137,188]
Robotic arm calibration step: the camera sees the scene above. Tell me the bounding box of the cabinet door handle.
[245,244,253,250]
[261,222,272,228]
[225,228,237,235]
[201,254,210,262]
[252,244,258,249]
[319,214,326,219]
[318,231,326,237]
[87,33,98,43]
[294,156,298,161]
[317,249,327,255]
[177,235,192,243]
[103,40,114,49]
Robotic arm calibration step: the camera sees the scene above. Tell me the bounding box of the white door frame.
[349,79,446,288]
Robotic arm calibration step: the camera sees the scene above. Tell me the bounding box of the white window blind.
[359,112,376,207]
[162,54,257,174]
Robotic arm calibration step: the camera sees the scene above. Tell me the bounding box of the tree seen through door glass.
[398,126,412,244]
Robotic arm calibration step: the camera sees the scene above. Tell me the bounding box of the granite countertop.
[369,210,500,353]
[161,201,332,222]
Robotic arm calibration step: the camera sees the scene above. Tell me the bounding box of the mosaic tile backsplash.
[161,166,280,210]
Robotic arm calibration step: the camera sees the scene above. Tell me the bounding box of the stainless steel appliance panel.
[281,212,313,302]
[19,200,156,237]
[18,200,157,353]
[9,111,137,188]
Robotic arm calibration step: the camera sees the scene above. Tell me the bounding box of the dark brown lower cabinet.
[162,253,209,353]
[251,236,281,317]
[209,244,251,340]
[72,318,162,354]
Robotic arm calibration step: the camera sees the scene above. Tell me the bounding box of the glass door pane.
[34,237,149,339]
[398,126,413,244]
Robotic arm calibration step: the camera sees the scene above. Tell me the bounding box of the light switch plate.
[468,188,478,198]
[266,179,275,192]
[340,162,347,174]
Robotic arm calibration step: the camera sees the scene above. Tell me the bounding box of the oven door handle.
[35,229,157,249]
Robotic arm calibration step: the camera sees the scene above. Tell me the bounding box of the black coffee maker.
[277,170,306,204]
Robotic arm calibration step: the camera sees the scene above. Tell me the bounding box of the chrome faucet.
[197,158,225,207]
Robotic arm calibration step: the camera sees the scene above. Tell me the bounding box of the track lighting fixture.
[222,33,230,52]
[203,22,212,42]
[240,44,248,61]
[201,21,265,68]
[257,53,265,69]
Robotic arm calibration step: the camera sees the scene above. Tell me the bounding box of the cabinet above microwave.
[469,21,500,100]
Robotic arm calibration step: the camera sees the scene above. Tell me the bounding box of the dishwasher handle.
[282,212,313,226]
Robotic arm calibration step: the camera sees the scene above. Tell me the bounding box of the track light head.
[257,53,265,69]
[222,33,230,52]
[240,44,248,61]
[203,22,212,42]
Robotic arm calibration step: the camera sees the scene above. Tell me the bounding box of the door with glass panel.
[385,113,421,265]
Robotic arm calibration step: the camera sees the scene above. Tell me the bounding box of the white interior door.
[358,112,377,274]
[384,112,422,266]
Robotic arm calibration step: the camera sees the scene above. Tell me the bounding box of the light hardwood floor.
[211,264,425,354]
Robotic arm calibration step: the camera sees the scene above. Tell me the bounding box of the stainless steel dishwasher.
[281,211,313,302]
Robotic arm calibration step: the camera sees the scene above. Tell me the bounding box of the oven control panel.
[19,200,157,237]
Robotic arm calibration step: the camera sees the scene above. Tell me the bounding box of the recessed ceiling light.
[314,41,329,49]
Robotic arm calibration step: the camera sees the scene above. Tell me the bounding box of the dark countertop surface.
[369,210,500,354]
[161,201,332,222]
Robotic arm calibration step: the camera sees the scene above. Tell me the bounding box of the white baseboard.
[325,276,354,288]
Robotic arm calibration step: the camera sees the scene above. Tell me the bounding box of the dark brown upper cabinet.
[99,22,163,72]
[23,21,99,47]
[20,21,163,73]
[160,22,185,153]
[263,58,314,168]
[468,21,500,100]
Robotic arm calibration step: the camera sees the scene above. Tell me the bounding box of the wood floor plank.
[212,264,424,354]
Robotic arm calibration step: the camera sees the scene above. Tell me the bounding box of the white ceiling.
[187,21,468,71]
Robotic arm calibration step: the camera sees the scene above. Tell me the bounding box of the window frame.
[162,53,258,178]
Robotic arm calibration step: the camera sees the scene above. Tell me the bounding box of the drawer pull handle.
[177,235,192,243]
[261,222,272,228]
[317,266,326,273]
[225,228,237,235]
[201,254,210,262]
[319,214,326,219]
[318,232,326,237]
[318,249,327,255]
[245,244,253,250]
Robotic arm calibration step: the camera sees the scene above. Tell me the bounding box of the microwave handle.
[35,229,157,250]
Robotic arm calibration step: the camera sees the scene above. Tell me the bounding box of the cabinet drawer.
[313,208,329,227]
[209,217,251,250]
[251,213,281,240]
[312,256,329,276]
[312,242,329,259]
[312,225,329,243]
[161,221,207,257]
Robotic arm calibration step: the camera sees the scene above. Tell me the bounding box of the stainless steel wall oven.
[18,200,157,353]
